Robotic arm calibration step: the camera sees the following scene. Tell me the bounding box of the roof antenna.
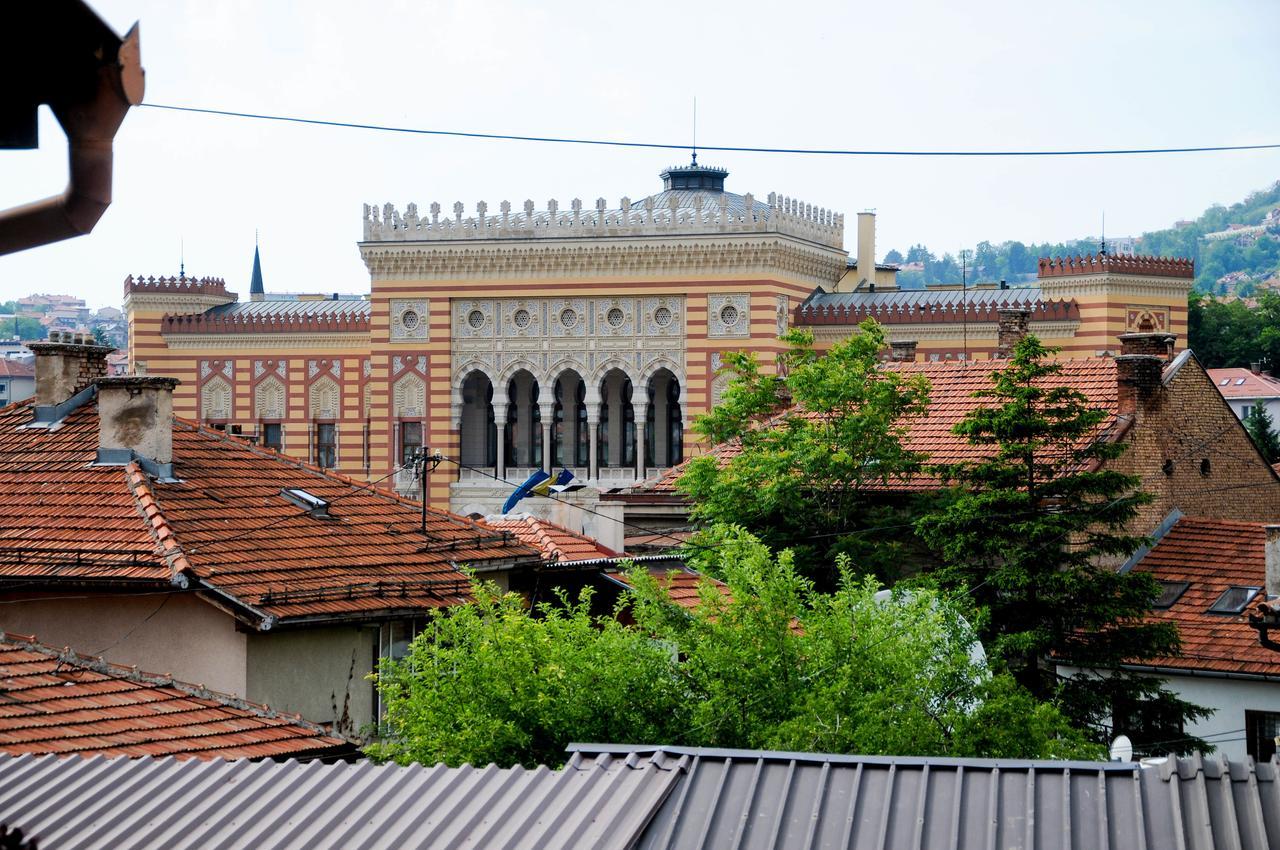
[691,96,698,166]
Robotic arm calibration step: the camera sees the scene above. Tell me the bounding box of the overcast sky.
[3,0,1279,309]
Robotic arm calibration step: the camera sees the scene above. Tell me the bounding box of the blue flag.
[502,470,550,514]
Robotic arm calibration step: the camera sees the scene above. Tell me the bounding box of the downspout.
[0,22,144,255]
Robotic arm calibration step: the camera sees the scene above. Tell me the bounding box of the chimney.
[28,331,113,407]
[1118,332,1176,361]
[1266,525,1280,599]
[995,308,1031,358]
[1251,362,1262,376]
[856,212,876,288]
[1115,354,1164,416]
[889,339,918,362]
[95,376,180,479]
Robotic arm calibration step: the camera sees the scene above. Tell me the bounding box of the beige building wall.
[246,625,379,737]
[0,591,248,696]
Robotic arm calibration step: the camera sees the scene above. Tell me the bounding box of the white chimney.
[856,211,876,288]
[95,376,180,479]
[1266,525,1280,599]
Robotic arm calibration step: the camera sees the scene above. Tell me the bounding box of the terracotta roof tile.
[606,566,729,613]
[0,401,541,624]
[0,632,349,759]
[633,358,1121,496]
[481,514,619,562]
[1128,517,1280,678]
[0,361,33,378]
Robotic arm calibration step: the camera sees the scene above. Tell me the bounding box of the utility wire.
[140,103,1280,159]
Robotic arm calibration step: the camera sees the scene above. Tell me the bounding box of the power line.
[139,103,1280,159]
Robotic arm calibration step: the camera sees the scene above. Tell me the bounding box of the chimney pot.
[1118,331,1176,361]
[995,308,1031,358]
[889,339,918,362]
[1251,362,1262,376]
[95,376,180,476]
[1115,354,1164,415]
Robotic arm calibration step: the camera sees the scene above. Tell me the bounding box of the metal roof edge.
[1118,507,1184,574]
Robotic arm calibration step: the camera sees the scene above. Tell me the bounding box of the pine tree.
[915,335,1211,754]
[1243,402,1280,465]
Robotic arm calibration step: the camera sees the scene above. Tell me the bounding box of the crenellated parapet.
[795,297,1080,326]
[124,274,232,296]
[1038,254,1194,280]
[162,310,371,335]
[362,192,845,250]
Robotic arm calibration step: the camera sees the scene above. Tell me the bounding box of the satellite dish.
[1110,735,1134,762]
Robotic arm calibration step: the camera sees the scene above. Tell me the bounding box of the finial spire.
[179,238,184,277]
[249,233,265,301]
[691,96,698,166]
[1100,211,1107,256]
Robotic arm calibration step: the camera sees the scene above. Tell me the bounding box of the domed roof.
[635,163,771,219]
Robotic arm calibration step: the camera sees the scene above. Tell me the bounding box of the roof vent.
[280,488,332,519]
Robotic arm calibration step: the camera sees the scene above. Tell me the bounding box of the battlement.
[124,274,232,296]
[795,297,1080,326]
[162,310,371,335]
[362,192,845,250]
[1038,254,1194,280]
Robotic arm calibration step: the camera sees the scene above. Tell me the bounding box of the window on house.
[400,421,422,466]
[229,424,243,436]
[1153,580,1190,610]
[376,619,427,719]
[1242,405,1254,419]
[211,422,227,432]
[1246,710,1280,761]
[315,423,336,468]
[1207,586,1260,615]
[262,423,282,451]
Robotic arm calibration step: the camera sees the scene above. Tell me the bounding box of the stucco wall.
[246,625,378,739]
[1156,673,1280,760]
[0,591,247,696]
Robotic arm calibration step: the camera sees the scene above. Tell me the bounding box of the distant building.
[1105,236,1139,256]
[0,359,34,406]
[1208,366,1280,424]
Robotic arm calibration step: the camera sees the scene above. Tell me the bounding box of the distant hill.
[887,180,1280,295]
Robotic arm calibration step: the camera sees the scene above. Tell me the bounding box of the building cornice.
[160,333,371,351]
[808,319,1081,343]
[1038,276,1194,300]
[359,233,848,289]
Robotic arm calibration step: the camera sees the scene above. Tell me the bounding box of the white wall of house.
[0,591,248,697]
[0,375,34,406]
[1155,673,1280,759]
[1225,397,1280,424]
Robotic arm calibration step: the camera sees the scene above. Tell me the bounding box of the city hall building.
[124,162,1193,534]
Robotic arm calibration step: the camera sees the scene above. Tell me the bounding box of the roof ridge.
[124,462,192,585]
[0,632,343,740]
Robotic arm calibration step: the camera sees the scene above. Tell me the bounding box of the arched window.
[460,372,497,467]
[505,373,541,468]
[201,377,232,422]
[552,373,588,468]
[644,369,682,468]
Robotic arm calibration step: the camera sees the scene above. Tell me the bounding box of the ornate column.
[539,402,554,472]
[633,401,647,481]
[587,409,600,481]
[493,401,507,481]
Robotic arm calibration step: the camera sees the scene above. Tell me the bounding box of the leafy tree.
[5,317,43,341]
[678,322,931,586]
[914,335,1211,754]
[369,528,1101,768]
[1244,403,1280,465]
[90,325,109,346]
[883,248,904,264]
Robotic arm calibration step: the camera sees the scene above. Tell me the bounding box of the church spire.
[249,233,265,302]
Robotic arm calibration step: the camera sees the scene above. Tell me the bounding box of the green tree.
[90,325,109,346]
[1244,403,1280,465]
[369,528,1100,768]
[914,335,1211,754]
[883,248,904,264]
[678,322,931,585]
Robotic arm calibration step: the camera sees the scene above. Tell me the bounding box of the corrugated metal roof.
[568,745,1280,850]
[0,750,688,850]
[806,286,1045,310]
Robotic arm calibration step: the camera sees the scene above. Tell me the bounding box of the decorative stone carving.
[549,298,588,338]
[776,294,790,337]
[393,373,426,417]
[200,376,232,420]
[255,377,286,420]
[595,298,635,337]
[390,298,429,341]
[642,296,682,336]
[309,376,340,420]
[454,299,494,339]
[708,293,750,338]
[501,299,543,338]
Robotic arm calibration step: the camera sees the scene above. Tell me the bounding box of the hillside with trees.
[887,180,1280,295]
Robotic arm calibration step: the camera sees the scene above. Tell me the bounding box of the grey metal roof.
[203,297,371,319]
[3,746,1276,850]
[806,286,1045,311]
[576,745,1280,850]
[0,750,687,850]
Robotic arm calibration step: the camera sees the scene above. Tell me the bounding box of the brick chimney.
[889,339,918,362]
[1115,354,1164,416]
[1118,331,1176,361]
[28,331,113,407]
[995,308,1031,358]
[1266,525,1280,599]
[95,376,180,479]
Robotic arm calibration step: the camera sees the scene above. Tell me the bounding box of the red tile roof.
[0,632,350,759]
[0,400,541,625]
[481,514,618,562]
[0,361,33,378]
[605,565,729,613]
[632,357,1122,496]
[1206,368,1280,399]
[1127,516,1280,678]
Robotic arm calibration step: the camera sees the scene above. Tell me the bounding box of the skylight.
[280,488,332,518]
[1220,378,1230,386]
[1207,586,1260,615]
[1153,580,1190,610]
[1235,378,1247,386]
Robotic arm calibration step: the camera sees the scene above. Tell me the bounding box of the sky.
[3,0,1279,309]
